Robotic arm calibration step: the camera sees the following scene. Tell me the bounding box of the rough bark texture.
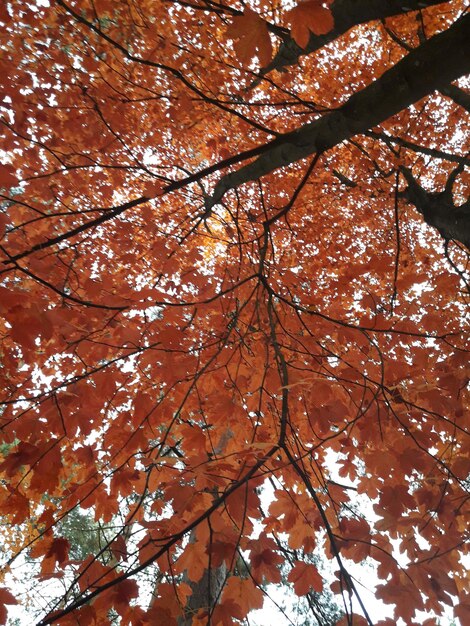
[206,13,470,222]
[177,559,228,626]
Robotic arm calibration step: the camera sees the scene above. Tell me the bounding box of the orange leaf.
[287,1,334,49]
[0,487,30,524]
[220,576,264,619]
[111,534,129,562]
[174,539,207,582]
[288,560,323,595]
[143,180,165,197]
[455,598,470,623]
[111,579,139,610]
[227,9,272,67]
[0,441,40,477]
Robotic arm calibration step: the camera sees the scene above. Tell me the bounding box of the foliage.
[0,0,469,625]
[56,508,114,563]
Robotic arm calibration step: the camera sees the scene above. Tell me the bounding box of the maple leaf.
[174,539,208,583]
[0,486,30,524]
[288,560,323,595]
[248,533,283,584]
[455,594,470,623]
[219,577,263,620]
[0,441,39,476]
[111,534,128,562]
[227,8,273,67]
[40,537,71,575]
[335,616,369,626]
[287,1,335,48]
[110,579,139,614]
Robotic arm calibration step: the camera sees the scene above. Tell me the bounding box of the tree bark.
[177,557,227,626]
[400,167,470,249]
[206,14,470,215]
[254,0,451,84]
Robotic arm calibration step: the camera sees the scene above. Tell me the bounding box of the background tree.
[0,1,469,625]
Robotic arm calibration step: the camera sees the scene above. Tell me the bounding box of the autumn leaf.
[0,588,17,626]
[220,576,263,619]
[0,487,30,524]
[111,579,139,611]
[227,8,272,67]
[42,537,70,573]
[174,539,208,583]
[30,444,63,495]
[337,516,372,562]
[455,594,470,623]
[143,179,165,198]
[0,3,11,24]
[288,560,323,595]
[268,489,299,529]
[0,165,17,188]
[248,533,283,584]
[287,1,335,48]
[0,441,39,477]
[111,534,128,562]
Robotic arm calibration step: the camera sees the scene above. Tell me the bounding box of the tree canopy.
[0,0,469,624]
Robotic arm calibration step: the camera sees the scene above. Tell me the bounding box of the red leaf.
[248,533,283,584]
[143,180,165,197]
[0,487,30,524]
[112,579,139,610]
[0,441,39,477]
[0,165,17,188]
[335,616,369,626]
[46,537,70,566]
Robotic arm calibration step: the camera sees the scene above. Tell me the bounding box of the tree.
[0,0,469,624]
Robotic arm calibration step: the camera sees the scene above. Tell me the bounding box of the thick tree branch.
[364,130,470,164]
[440,83,470,112]
[400,166,470,249]
[5,8,468,266]
[253,0,451,86]
[206,14,470,211]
